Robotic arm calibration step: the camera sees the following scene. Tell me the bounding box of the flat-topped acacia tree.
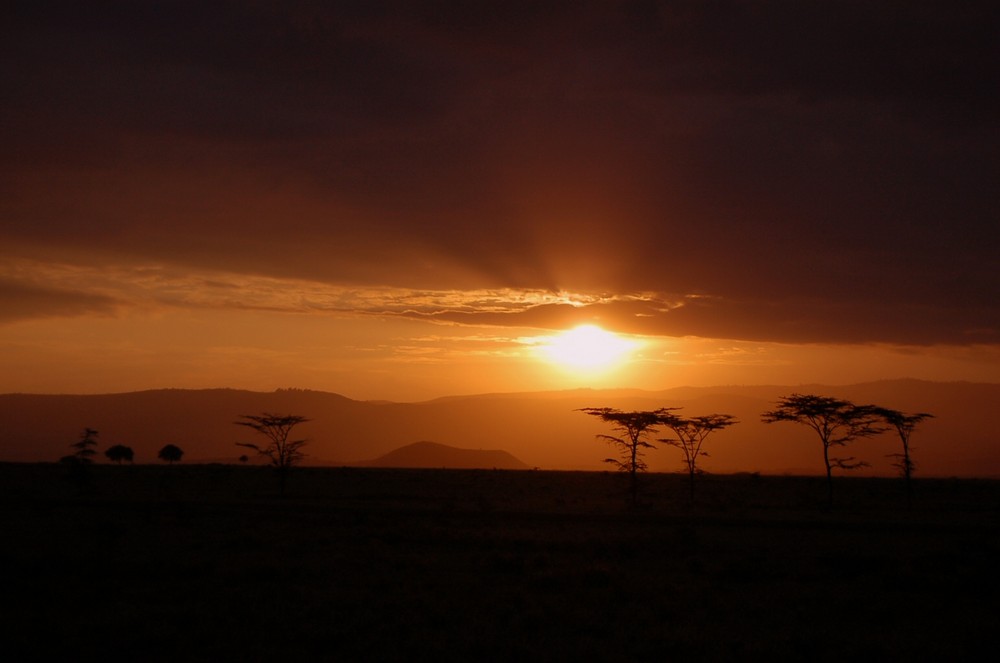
[873,408,934,508]
[235,413,310,495]
[762,394,884,508]
[658,412,738,502]
[578,407,673,507]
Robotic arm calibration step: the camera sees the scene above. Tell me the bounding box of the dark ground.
[2,463,998,661]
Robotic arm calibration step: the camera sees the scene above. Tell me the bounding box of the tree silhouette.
[158,444,184,464]
[578,408,671,507]
[235,413,310,495]
[658,412,738,502]
[62,428,99,494]
[104,444,134,465]
[873,408,934,508]
[762,394,883,507]
[69,427,99,465]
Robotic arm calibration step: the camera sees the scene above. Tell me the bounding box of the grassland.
[2,463,998,661]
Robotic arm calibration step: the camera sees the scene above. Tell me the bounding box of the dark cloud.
[1,1,996,344]
[393,294,999,346]
[0,278,118,322]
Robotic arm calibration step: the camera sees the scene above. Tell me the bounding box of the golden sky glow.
[536,325,641,374]
[0,257,998,400]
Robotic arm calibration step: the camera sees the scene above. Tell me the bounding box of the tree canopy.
[105,444,134,464]
[235,413,310,470]
[158,444,184,464]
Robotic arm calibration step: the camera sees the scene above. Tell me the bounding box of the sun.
[538,324,639,372]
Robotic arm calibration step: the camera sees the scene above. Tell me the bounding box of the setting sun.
[538,325,639,372]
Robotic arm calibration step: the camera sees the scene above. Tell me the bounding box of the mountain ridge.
[6,377,991,404]
[1,379,997,477]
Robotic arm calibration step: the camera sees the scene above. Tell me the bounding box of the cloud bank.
[2,1,997,347]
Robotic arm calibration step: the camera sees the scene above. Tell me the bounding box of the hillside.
[357,441,529,469]
[1,380,998,476]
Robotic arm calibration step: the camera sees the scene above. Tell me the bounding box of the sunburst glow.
[538,325,639,372]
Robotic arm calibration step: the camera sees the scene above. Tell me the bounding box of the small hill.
[358,441,529,470]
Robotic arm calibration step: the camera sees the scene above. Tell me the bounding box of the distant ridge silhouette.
[1,380,998,476]
[357,441,529,470]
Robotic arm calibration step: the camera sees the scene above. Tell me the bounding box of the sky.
[2,1,998,401]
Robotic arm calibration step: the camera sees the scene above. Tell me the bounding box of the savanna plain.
[3,463,998,661]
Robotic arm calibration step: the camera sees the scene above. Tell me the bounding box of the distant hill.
[356,441,529,470]
[1,380,998,477]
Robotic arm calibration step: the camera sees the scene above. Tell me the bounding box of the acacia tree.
[658,412,738,502]
[105,444,134,465]
[158,444,184,464]
[578,408,671,506]
[235,413,310,495]
[762,394,884,507]
[873,408,934,507]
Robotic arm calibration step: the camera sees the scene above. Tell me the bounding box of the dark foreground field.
[2,464,999,661]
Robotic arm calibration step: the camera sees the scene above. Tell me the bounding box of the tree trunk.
[902,440,913,510]
[278,466,288,497]
[823,443,833,508]
[629,467,637,507]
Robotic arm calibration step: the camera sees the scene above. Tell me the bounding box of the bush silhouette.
[105,444,134,464]
[158,444,184,464]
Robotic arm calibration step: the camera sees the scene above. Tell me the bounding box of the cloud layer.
[2,1,997,346]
